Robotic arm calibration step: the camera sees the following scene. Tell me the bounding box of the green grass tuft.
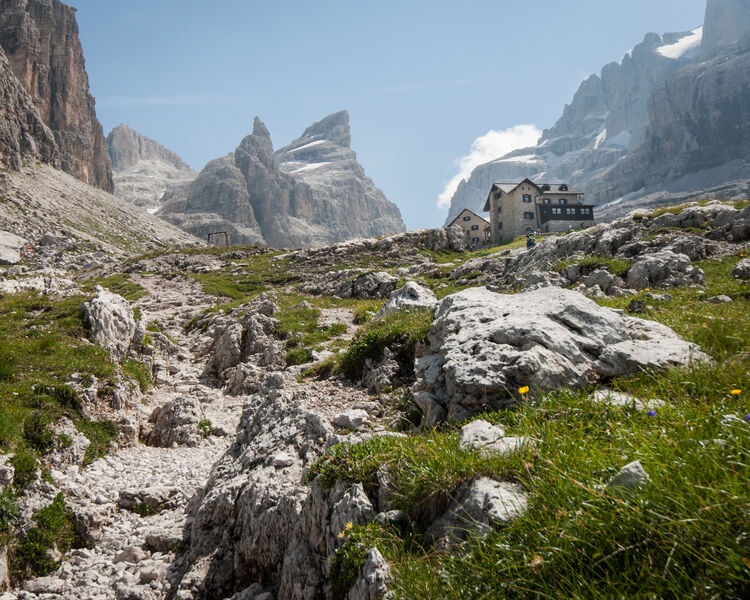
[338,309,432,380]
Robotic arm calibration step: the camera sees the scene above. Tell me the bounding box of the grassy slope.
[310,252,750,599]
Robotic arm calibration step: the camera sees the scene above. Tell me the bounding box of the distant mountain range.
[446,0,750,223]
[152,111,405,248]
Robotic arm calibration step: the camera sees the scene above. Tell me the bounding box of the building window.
[497,222,503,230]
[552,207,561,215]
[471,225,479,231]
[497,206,502,214]
[522,194,532,203]
[566,208,576,215]
[582,208,591,215]
[524,212,534,220]
[463,216,471,221]
[542,197,551,204]
[559,198,567,205]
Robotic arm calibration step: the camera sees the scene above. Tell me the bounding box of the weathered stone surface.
[377,281,438,317]
[82,286,136,362]
[626,250,705,289]
[458,420,531,457]
[416,286,709,424]
[0,231,26,265]
[362,348,399,394]
[48,417,89,468]
[346,547,392,600]
[160,112,405,248]
[141,397,204,448]
[425,477,527,551]
[0,0,113,191]
[606,460,651,493]
[333,409,371,432]
[0,455,13,491]
[733,258,750,279]
[0,546,8,592]
[351,271,399,299]
[0,44,57,172]
[107,124,196,210]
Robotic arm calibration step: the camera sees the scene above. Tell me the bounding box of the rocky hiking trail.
[1,206,748,600]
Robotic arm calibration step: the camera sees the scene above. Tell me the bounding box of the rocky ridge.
[0,0,113,192]
[158,111,405,248]
[106,125,196,211]
[446,0,750,223]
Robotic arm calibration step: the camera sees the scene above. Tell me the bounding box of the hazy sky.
[69,0,708,229]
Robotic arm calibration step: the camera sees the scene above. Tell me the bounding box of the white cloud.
[437,124,541,210]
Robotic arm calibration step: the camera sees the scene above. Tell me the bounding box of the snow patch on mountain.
[657,26,703,59]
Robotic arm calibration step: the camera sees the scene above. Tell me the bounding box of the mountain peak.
[300,110,351,147]
[252,117,271,139]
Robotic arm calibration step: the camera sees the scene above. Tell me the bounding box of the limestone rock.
[0,231,26,265]
[733,258,750,279]
[416,286,709,424]
[346,547,392,600]
[606,460,651,493]
[0,546,8,592]
[333,409,371,432]
[48,417,89,468]
[425,477,527,551]
[362,348,399,394]
[141,397,204,448]
[82,286,136,362]
[376,281,438,317]
[351,272,399,299]
[0,0,113,191]
[626,250,706,289]
[0,455,13,491]
[107,124,196,210]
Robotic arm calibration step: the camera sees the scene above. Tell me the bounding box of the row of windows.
[542,197,568,205]
[550,207,592,215]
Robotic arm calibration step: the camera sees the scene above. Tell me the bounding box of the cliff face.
[447,0,750,224]
[106,124,196,210]
[0,0,113,192]
[700,0,750,59]
[446,28,697,223]
[159,111,405,248]
[0,44,58,171]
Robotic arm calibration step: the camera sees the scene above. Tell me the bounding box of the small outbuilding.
[447,208,491,249]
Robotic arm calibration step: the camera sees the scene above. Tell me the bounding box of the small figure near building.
[447,208,491,249]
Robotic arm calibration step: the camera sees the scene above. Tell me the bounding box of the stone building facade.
[447,208,491,248]
[483,179,594,244]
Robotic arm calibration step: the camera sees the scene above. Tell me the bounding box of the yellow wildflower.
[530,555,545,568]
[518,386,530,395]
[730,389,742,395]
[345,522,354,530]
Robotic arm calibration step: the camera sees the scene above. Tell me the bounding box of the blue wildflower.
[647,410,657,417]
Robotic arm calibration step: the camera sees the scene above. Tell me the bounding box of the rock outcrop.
[158,112,405,248]
[82,286,137,362]
[0,45,57,171]
[414,286,709,425]
[0,0,113,191]
[700,0,750,59]
[106,124,196,210]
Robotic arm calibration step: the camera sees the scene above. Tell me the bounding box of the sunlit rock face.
[158,111,405,249]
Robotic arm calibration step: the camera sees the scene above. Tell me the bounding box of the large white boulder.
[626,250,705,289]
[0,231,26,265]
[82,286,136,362]
[415,286,709,424]
[376,281,437,317]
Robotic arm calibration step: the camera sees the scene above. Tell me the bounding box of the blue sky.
[69,0,708,229]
